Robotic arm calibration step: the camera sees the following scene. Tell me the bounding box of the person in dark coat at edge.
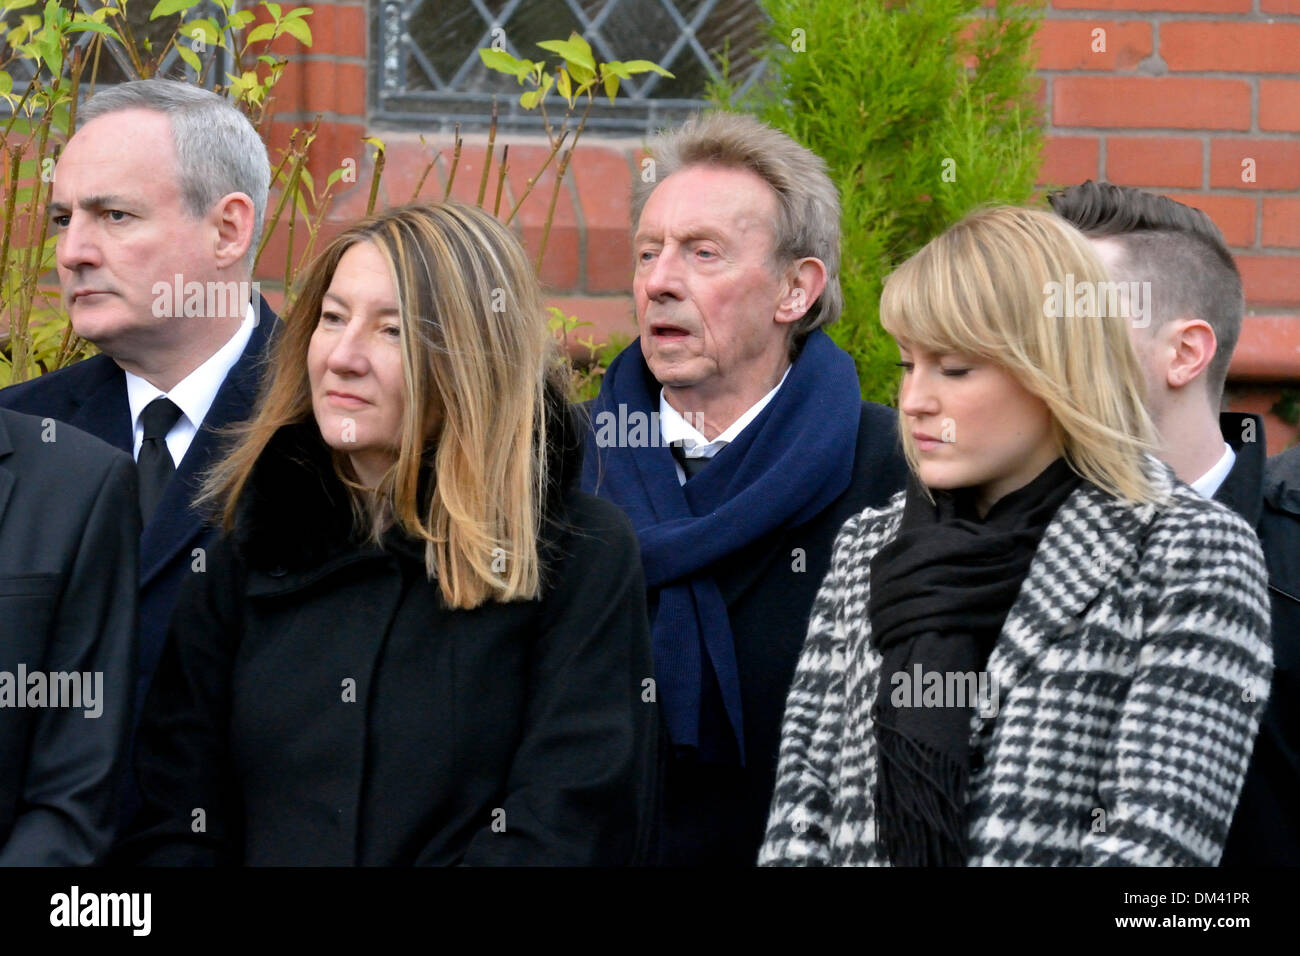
[116,202,656,866]
[0,80,277,836]
[0,410,138,864]
[581,112,907,866]
[1050,180,1300,866]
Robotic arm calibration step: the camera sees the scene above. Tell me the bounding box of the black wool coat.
[119,405,657,866]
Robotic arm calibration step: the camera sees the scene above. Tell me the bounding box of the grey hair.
[78,79,269,272]
[633,112,842,352]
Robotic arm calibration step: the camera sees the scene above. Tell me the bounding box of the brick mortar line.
[1041,69,1300,77]
[1047,125,1289,133]
[279,54,368,66]
[364,128,649,151]
[1043,10,1300,22]
[1253,74,1261,133]
[1051,129,1279,136]
[273,111,367,124]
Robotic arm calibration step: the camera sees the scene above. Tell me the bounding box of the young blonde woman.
[118,202,656,866]
[759,206,1271,867]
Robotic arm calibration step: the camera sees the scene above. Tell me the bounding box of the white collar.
[658,365,791,458]
[124,301,256,438]
[1189,441,1236,499]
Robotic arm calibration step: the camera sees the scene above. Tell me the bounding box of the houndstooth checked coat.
[759,458,1272,866]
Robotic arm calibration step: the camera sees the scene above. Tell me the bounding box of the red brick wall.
[1035,0,1300,449]
[262,0,1300,448]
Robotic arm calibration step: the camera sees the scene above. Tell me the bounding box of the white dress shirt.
[124,302,256,466]
[659,366,791,485]
[1189,441,1236,500]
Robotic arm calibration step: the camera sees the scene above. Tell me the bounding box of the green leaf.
[47,98,71,136]
[537,33,595,75]
[177,43,202,74]
[246,21,275,44]
[0,1,38,15]
[279,16,310,45]
[567,60,594,86]
[184,17,223,47]
[226,69,256,98]
[36,28,60,77]
[326,166,345,188]
[228,9,256,30]
[0,72,11,96]
[478,48,531,80]
[8,12,40,46]
[298,166,315,194]
[363,135,385,155]
[66,20,121,40]
[519,88,542,109]
[602,70,619,104]
[257,53,277,65]
[284,6,312,19]
[618,59,673,78]
[150,0,202,20]
[555,66,572,105]
[264,2,282,19]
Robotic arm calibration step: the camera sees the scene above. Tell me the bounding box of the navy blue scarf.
[581,330,861,764]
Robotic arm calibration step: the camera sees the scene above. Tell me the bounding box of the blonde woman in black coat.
[119,202,656,866]
[761,206,1271,866]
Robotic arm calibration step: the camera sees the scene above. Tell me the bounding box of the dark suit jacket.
[0,299,277,717]
[0,408,138,864]
[1220,413,1300,866]
[583,393,907,865]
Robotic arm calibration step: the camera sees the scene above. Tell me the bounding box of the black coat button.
[969,751,985,772]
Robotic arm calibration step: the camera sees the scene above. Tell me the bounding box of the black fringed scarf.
[866,457,1081,866]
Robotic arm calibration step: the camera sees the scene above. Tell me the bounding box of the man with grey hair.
[0,79,277,780]
[582,111,906,866]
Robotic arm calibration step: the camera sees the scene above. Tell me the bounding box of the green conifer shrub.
[715,0,1046,404]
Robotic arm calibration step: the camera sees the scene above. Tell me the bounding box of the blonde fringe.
[880,205,1162,506]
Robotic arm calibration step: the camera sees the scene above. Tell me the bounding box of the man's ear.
[775,257,827,326]
[211,192,257,271]
[1165,318,1218,389]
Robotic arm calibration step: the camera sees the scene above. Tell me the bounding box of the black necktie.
[138,396,182,523]
[670,441,712,480]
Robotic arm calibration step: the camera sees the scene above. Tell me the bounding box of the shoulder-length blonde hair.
[879,204,1159,504]
[201,201,554,608]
